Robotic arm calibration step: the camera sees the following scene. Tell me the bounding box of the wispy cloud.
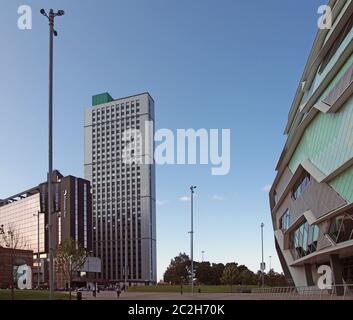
[211,194,224,201]
[156,200,167,207]
[178,196,191,202]
[261,184,272,193]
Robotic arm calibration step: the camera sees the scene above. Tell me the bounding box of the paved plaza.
[80,291,352,301]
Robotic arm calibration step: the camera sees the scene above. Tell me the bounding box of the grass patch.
[128,285,260,293]
[0,289,69,300]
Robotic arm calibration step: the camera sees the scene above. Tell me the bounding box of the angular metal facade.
[271,1,353,287]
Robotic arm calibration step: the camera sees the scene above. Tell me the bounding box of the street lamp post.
[33,211,44,288]
[261,222,265,287]
[124,216,128,291]
[40,8,65,300]
[190,186,197,295]
[269,255,272,271]
[86,250,93,288]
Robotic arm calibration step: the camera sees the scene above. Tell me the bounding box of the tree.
[163,255,287,289]
[163,253,190,284]
[0,224,28,300]
[264,269,288,287]
[54,238,87,300]
[220,263,239,291]
[209,263,225,285]
[239,268,257,286]
[195,262,211,285]
[237,264,249,274]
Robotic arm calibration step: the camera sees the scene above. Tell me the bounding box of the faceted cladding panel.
[305,24,353,104]
[288,53,353,204]
[275,237,294,285]
[271,5,353,288]
[274,167,294,202]
[275,174,346,230]
[288,97,353,177]
[322,61,353,107]
[331,165,353,202]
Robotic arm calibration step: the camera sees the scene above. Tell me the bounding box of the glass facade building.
[0,171,93,286]
[0,193,44,253]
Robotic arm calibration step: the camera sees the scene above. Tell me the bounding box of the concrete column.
[330,254,344,296]
[304,264,314,286]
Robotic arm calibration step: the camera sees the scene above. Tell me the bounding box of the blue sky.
[0,0,324,280]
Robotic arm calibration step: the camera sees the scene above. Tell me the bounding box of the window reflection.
[0,194,44,253]
[280,209,291,231]
[292,173,311,200]
[292,221,319,260]
[329,211,353,244]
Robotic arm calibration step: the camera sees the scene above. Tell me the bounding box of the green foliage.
[0,290,69,300]
[164,253,288,287]
[239,269,257,286]
[163,253,190,284]
[220,263,239,287]
[195,262,211,284]
[208,263,225,285]
[54,238,87,298]
[264,269,288,287]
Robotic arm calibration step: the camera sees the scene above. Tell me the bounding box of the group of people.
[91,284,127,299]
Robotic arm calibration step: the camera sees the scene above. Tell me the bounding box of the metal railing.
[250,284,353,300]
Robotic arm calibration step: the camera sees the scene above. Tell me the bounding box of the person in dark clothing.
[116,286,121,299]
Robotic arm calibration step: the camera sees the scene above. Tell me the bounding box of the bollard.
[77,291,82,301]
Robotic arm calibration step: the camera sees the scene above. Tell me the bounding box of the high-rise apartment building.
[84,92,156,284]
[270,1,353,292]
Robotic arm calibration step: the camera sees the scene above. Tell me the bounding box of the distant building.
[84,92,157,284]
[270,1,353,292]
[0,170,93,287]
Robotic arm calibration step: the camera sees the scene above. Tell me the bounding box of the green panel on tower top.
[92,92,114,106]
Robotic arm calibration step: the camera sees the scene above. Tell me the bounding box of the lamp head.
[190,185,197,193]
[57,10,65,16]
